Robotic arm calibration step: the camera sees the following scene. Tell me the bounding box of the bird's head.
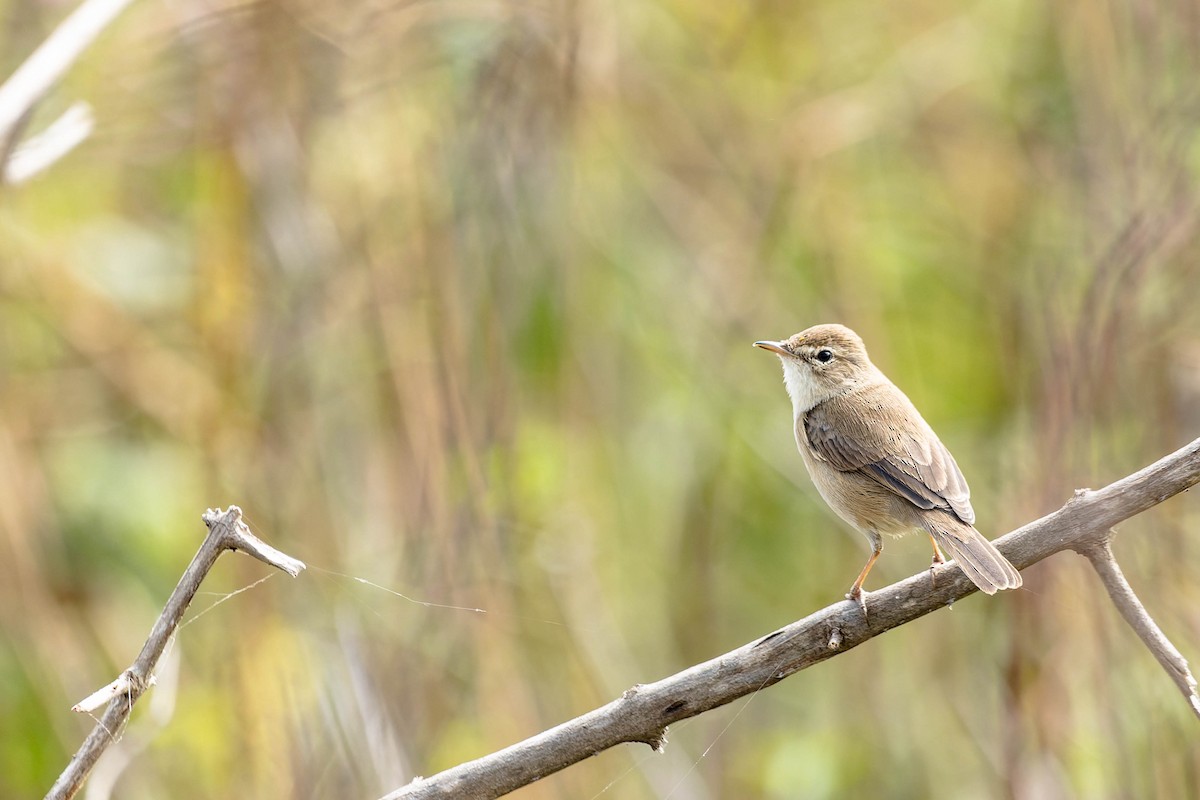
[754,324,875,413]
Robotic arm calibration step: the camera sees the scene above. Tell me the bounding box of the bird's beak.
[753,340,792,357]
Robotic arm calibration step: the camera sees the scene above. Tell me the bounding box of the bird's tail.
[921,513,1022,595]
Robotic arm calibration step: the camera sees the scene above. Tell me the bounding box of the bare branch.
[0,105,35,178]
[384,436,1200,800]
[71,673,140,715]
[0,0,136,141]
[212,508,307,577]
[1078,535,1200,719]
[0,0,137,182]
[46,506,306,800]
[2,102,94,185]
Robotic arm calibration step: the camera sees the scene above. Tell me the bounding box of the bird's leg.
[928,534,947,588]
[847,534,882,618]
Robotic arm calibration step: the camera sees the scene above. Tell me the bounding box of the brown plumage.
[755,324,1021,608]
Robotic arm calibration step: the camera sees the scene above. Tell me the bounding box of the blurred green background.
[3,0,1200,797]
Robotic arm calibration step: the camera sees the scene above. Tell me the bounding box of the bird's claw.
[846,588,869,620]
[928,552,946,589]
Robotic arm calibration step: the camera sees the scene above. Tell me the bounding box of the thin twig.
[45,506,305,800]
[384,436,1200,800]
[1078,534,1200,719]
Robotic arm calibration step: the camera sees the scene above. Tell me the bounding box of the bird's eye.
[815,349,834,363]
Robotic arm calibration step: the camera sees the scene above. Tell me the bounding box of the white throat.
[780,358,829,418]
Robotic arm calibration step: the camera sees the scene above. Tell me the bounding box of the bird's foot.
[928,548,947,589]
[846,587,869,620]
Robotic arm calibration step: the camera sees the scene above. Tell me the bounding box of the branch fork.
[47,506,305,800]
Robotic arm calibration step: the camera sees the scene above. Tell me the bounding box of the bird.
[754,324,1021,612]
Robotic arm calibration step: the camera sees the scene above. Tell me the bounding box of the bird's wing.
[802,383,975,525]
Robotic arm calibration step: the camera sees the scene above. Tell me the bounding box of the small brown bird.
[755,324,1021,610]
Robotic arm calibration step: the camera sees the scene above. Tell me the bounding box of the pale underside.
[780,357,974,535]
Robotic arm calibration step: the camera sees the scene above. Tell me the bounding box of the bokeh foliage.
[3,0,1200,797]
